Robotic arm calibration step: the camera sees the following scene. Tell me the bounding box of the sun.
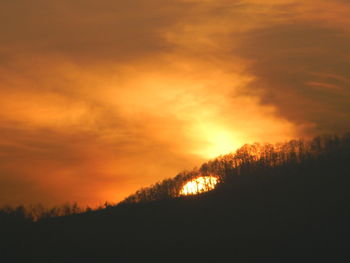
[204,130,238,158]
[180,176,219,196]
[185,118,242,159]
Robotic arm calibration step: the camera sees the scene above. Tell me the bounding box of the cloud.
[0,0,195,64]
[234,22,350,134]
[0,0,349,206]
[0,119,201,206]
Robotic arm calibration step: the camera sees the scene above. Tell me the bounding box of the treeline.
[0,201,115,222]
[121,133,350,204]
[1,133,349,220]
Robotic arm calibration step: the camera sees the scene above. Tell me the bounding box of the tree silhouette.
[121,133,350,204]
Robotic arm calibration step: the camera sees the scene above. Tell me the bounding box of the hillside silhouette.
[1,134,350,262]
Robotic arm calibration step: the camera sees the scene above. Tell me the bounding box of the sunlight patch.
[180,176,219,196]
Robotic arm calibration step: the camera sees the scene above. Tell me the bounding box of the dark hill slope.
[2,135,350,262]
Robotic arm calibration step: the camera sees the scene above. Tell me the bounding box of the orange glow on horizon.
[180,176,219,196]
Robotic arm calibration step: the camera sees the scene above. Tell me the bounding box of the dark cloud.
[0,0,194,63]
[235,23,350,134]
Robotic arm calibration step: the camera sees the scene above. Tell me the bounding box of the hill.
[1,134,350,262]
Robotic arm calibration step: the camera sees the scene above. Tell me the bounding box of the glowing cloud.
[0,0,349,206]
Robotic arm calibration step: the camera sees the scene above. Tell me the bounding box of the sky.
[1,0,350,207]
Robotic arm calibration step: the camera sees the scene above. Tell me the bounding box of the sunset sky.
[1,0,350,207]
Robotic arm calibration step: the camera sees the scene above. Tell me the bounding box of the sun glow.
[180,176,219,196]
[189,121,242,159]
[201,129,239,158]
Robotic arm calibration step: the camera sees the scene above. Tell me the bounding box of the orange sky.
[1,0,350,207]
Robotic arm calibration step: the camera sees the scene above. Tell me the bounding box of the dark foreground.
[1,137,350,262]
